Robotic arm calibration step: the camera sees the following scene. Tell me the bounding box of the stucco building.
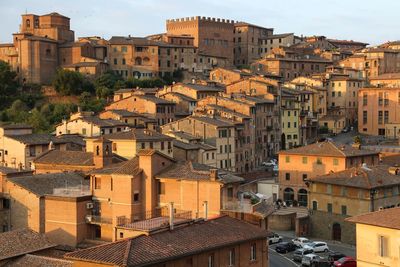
[347,207,400,267]
[278,141,379,206]
[309,165,400,244]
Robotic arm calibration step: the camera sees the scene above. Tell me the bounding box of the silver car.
[301,253,321,266]
[293,248,314,262]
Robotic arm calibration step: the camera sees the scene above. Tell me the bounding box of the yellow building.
[347,207,400,267]
[281,88,300,149]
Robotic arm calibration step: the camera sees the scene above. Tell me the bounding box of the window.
[208,254,214,267]
[29,146,36,157]
[302,157,308,164]
[378,92,383,106]
[287,122,291,128]
[113,58,117,65]
[2,199,10,209]
[327,203,332,213]
[95,177,101,189]
[285,156,290,163]
[119,232,124,238]
[227,187,233,199]
[122,58,126,65]
[378,111,383,124]
[302,174,307,181]
[149,142,153,149]
[250,243,256,261]
[112,143,117,152]
[159,182,165,195]
[316,158,322,164]
[333,158,339,166]
[285,173,290,181]
[341,205,347,215]
[363,111,368,124]
[229,248,235,266]
[379,235,388,257]
[219,129,228,138]
[133,192,140,202]
[327,184,332,194]
[363,93,368,106]
[141,142,145,149]
[312,201,318,211]
[384,111,389,123]
[121,46,127,52]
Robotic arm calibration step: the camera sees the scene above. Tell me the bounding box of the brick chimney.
[209,169,218,181]
[92,137,113,169]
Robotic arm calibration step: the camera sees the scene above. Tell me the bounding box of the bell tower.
[92,137,113,168]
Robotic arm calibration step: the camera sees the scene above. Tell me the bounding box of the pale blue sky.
[1,0,399,45]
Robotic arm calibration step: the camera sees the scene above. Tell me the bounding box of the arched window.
[143,57,150,65]
[26,19,31,28]
[283,188,294,204]
[298,189,308,207]
[135,57,142,65]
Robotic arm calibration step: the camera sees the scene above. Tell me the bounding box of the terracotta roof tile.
[5,254,73,267]
[65,216,268,266]
[156,161,244,184]
[279,141,379,157]
[346,207,400,229]
[0,229,56,260]
[310,165,400,189]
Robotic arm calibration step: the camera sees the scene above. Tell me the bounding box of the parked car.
[341,127,350,133]
[304,241,329,253]
[292,237,311,248]
[293,248,313,262]
[262,159,277,167]
[328,252,346,262]
[333,256,357,267]
[268,232,282,244]
[301,253,321,266]
[311,258,332,267]
[275,242,297,253]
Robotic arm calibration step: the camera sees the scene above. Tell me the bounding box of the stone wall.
[309,210,356,245]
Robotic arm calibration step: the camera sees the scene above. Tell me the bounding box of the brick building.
[233,22,273,66]
[0,12,107,84]
[166,16,235,65]
[358,87,400,137]
[65,216,269,267]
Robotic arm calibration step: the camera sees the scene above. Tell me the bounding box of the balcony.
[116,207,192,232]
[86,215,112,225]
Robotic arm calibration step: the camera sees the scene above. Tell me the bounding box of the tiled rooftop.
[0,229,56,261]
[346,207,400,229]
[65,216,268,266]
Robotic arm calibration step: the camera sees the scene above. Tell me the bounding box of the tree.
[94,71,123,90]
[28,108,50,133]
[0,60,18,109]
[52,69,93,95]
[95,86,112,99]
[7,99,29,122]
[354,135,362,144]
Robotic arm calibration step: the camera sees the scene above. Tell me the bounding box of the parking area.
[268,236,355,267]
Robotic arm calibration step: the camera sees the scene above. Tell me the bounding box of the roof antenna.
[25,8,28,14]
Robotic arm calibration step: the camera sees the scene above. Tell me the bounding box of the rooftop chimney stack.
[210,169,218,181]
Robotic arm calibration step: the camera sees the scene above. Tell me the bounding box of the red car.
[334,256,357,267]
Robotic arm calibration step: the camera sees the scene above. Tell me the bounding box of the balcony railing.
[116,207,192,231]
[86,215,112,225]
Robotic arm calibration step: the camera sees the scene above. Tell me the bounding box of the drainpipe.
[203,201,208,221]
[169,202,174,230]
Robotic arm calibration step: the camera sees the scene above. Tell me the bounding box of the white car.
[301,253,321,266]
[303,241,329,253]
[267,233,283,244]
[262,159,277,167]
[292,237,311,248]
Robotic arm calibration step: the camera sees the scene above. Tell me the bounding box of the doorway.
[332,223,341,241]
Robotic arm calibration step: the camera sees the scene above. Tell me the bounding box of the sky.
[1,0,399,46]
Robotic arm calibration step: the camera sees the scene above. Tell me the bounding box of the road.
[269,236,355,267]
